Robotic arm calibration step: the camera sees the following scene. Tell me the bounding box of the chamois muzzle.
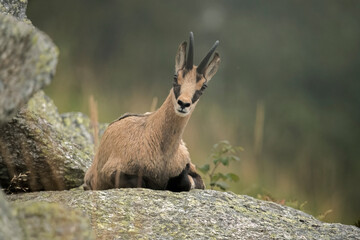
[177,100,191,109]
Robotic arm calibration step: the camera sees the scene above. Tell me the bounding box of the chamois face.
[173,32,220,117]
[173,68,207,116]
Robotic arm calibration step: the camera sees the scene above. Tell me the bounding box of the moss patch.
[0,13,58,124]
[13,201,94,240]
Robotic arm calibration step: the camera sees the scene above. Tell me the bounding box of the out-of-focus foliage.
[27,0,360,224]
[199,140,242,190]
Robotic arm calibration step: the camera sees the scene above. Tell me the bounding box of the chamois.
[84,32,220,191]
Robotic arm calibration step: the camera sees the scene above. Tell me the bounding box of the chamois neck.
[148,90,191,155]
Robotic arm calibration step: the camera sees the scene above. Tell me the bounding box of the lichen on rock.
[7,188,360,239]
[0,0,28,21]
[0,91,103,192]
[0,190,23,240]
[12,201,95,240]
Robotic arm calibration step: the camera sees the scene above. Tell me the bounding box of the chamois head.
[173,32,220,117]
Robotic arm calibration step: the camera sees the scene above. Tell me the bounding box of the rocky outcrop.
[0,91,105,192]
[7,189,360,239]
[0,0,58,125]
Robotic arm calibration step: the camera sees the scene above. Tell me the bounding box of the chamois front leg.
[110,170,147,189]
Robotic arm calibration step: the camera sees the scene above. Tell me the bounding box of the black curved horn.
[197,40,219,74]
[185,32,194,70]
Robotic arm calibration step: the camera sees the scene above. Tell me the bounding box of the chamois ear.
[204,52,220,81]
[175,41,187,73]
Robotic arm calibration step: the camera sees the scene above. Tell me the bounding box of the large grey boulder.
[0,0,58,125]
[7,189,360,239]
[0,91,105,192]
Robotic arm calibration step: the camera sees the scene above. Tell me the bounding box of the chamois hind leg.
[188,163,205,189]
[166,163,192,192]
[110,170,146,188]
[166,163,205,192]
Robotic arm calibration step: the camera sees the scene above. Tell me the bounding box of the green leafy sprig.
[198,140,243,190]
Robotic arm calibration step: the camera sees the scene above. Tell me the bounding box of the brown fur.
[85,88,200,190]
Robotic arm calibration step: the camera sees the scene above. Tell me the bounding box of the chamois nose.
[177,100,191,109]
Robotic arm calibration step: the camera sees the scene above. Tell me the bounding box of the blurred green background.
[27,0,360,224]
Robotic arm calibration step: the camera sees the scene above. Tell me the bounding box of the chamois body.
[84,32,220,191]
[85,91,195,190]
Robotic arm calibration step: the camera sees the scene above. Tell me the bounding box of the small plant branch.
[208,161,221,190]
[199,140,242,191]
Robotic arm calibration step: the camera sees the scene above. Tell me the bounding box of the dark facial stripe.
[173,83,181,99]
[191,83,207,103]
[191,90,202,103]
[173,74,181,99]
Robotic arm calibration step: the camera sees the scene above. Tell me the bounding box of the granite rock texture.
[0,190,23,240]
[0,0,28,21]
[13,201,94,240]
[7,189,360,240]
[0,0,58,125]
[1,189,94,240]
